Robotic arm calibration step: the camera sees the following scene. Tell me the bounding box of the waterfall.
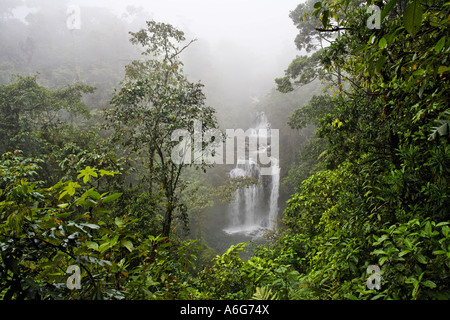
[268,157,280,230]
[224,112,280,237]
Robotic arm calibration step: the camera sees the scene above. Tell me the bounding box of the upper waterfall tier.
[224,112,280,237]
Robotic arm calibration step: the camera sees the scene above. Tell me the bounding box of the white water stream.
[223,112,280,238]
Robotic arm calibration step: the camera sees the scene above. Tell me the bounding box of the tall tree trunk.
[162,203,175,238]
[148,146,155,198]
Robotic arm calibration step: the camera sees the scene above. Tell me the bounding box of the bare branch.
[172,39,197,60]
[315,26,351,32]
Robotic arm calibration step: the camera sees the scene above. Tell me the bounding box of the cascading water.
[224,112,280,237]
[268,157,280,230]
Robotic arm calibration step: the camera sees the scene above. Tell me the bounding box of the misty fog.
[5,0,303,124]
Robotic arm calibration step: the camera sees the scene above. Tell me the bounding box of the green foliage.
[275,52,324,93]
[0,153,125,299]
[195,243,299,299]
[251,287,279,300]
[403,0,424,37]
[272,0,450,300]
[0,74,117,188]
[0,74,94,156]
[289,0,334,53]
[0,153,207,300]
[372,218,450,299]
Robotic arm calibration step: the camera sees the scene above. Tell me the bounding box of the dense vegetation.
[1,0,449,300]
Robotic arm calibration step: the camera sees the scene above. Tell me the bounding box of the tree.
[273,0,450,299]
[0,74,107,187]
[275,0,337,93]
[105,21,220,238]
[0,74,94,155]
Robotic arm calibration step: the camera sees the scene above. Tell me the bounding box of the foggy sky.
[70,0,302,48]
[10,0,307,107]
[67,0,305,95]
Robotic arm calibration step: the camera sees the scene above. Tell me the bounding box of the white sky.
[12,0,307,98]
[69,0,304,67]
[73,0,303,46]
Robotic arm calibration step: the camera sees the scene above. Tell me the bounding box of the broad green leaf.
[436,222,449,227]
[372,293,386,300]
[110,234,119,247]
[77,166,98,183]
[322,10,329,29]
[59,181,81,199]
[415,253,427,264]
[379,37,387,49]
[121,239,134,252]
[442,225,450,237]
[405,276,416,284]
[98,242,111,253]
[404,237,413,249]
[435,36,446,53]
[55,212,71,219]
[381,0,398,22]
[403,1,423,37]
[422,280,436,288]
[374,234,388,245]
[102,192,123,203]
[372,249,386,255]
[412,283,420,298]
[86,241,99,250]
[87,189,101,200]
[115,216,123,228]
[77,199,97,208]
[424,221,432,236]
[58,191,67,200]
[399,250,411,257]
[437,66,450,74]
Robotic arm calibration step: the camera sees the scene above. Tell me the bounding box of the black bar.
[0,299,447,318]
